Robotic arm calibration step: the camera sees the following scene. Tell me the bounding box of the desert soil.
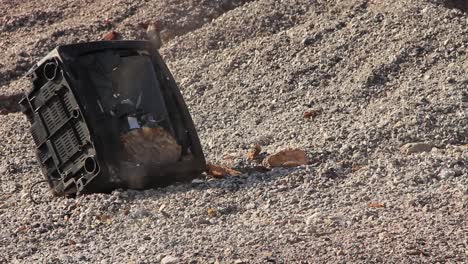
[0,0,467,263]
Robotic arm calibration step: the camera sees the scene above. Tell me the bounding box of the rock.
[155,254,164,262]
[161,255,179,264]
[197,218,211,225]
[245,203,256,210]
[301,33,322,46]
[400,142,435,154]
[439,169,455,179]
[191,178,205,184]
[305,212,323,226]
[130,208,151,219]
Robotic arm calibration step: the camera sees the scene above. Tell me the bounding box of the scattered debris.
[262,149,309,168]
[207,163,241,178]
[303,109,322,119]
[247,144,262,161]
[368,202,386,209]
[400,142,435,154]
[102,30,118,40]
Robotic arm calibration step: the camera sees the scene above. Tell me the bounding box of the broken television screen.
[20,42,206,195]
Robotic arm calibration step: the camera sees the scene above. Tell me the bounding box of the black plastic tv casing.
[19,41,206,195]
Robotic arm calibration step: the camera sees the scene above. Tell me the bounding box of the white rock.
[305,212,323,226]
[161,255,179,264]
[245,203,256,210]
[400,142,435,154]
[191,179,205,184]
[439,169,455,179]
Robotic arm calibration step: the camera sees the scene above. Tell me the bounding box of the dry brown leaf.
[247,144,262,161]
[207,208,218,218]
[352,165,364,172]
[368,202,386,208]
[207,163,241,178]
[102,30,118,40]
[262,149,309,168]
[303,110,321,119]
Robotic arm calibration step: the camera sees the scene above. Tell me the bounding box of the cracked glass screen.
[78,50,171,133]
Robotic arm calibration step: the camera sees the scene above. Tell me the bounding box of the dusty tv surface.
[19,41,206,196]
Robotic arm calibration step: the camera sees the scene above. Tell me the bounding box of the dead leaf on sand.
[303,109,322,119]
[368,202,386,208]
[207,163,241,178]
[262,149,309,168]
[207,208,218,217]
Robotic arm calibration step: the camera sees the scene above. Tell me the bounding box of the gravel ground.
[0,0,467,263]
